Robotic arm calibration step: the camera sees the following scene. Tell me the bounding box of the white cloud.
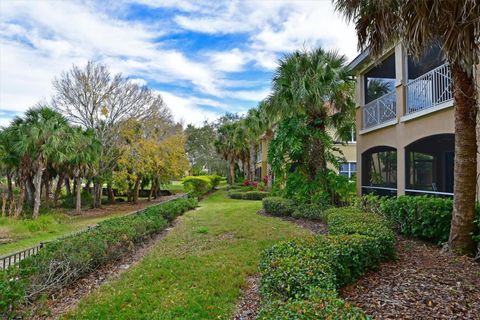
[158,91,222,126]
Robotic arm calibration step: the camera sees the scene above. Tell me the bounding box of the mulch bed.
[340,236,480,320]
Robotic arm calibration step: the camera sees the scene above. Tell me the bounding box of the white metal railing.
[406,63,453,114]
[362,91,396,129]
[405,189,453,196]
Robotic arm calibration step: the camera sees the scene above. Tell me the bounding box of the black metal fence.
[0,194,187,270]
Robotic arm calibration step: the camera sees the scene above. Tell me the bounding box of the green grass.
[66,190,309,319]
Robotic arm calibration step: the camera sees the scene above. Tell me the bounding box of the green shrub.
[182,176,213,198]
[292,203,326,220]
[207,175,222,188]
[229,191,271,201]
[258,207,394,319]
[0,197,197,318]
[262,197,295,216]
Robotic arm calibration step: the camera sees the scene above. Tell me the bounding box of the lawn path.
[66,191,309,320]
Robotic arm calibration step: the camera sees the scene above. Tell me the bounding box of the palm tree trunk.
[229,158,235,185]
[54,172,65,207]
[26,176,34,207]
[32,161,45,219]
[43,170,50,208]
[448,64,478,255]
[6,172,13,204]
[249,143,256,180]
[15,179,25,218]
[65,177,71,196]
[75,175,82,214]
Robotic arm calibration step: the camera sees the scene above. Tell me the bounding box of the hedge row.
[0,197,198,318]
[182,175,222,198]
[262,197,326,220]
[257,207,395,319]
[355,194,480,245]
[228,191,270,200]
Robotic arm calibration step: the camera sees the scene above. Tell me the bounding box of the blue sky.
[0,0,358,126]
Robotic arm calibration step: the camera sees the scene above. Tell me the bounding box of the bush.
[0,197,197,318]
[262,197,295,216]
[207,175,222,188]
[354,195,480,246]
[182,176,214,198]
[229,191,271,201]
[257,207,394,319]
[292,203,326,220]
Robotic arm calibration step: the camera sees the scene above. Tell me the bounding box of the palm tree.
[244,109,262,181]
[215,121,240,184]
[68,128,100,214]
[268,48,355,180]
[335,0,479,255]
[16,107,73,218]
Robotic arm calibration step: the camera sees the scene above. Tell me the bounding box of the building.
[255,133,270,181]
[349,43,480,197]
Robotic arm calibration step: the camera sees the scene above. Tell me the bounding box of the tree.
[268,48,355,180]
[53,61,154,207]
[185,122,227,176]
[215,121,240,184]
[15,107,73,218]
[335,0,479,255]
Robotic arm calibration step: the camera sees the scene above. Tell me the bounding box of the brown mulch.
[340,237,480,320]
[232,275,261,320]
[28,219,182,319]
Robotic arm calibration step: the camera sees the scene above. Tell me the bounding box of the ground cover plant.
[0,197,197,318]
[66,190,309,319]
[257,207,395,319]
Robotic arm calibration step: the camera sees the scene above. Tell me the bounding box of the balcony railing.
[362,91,396,129]
[406,63,453,114]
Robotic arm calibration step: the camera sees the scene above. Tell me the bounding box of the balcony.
[406,63,453,115]
[361,91,397,130]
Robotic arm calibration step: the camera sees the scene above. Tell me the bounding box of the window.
[349,126,356,143]
[339,162,356,179]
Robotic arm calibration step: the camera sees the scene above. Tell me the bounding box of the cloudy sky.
[0,0,358,126]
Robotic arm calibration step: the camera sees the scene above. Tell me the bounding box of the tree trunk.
[6,172,13,204]
[249,143,256,181]
[32,161,45,219]
[26,176,35,207]
[75,175,82,214]
[65,177,71,196]
[93,181,102,208]
[448,64,478,255]
[54,172,65,207]
[107,182,115,204]
[43,170,50,208]
[148,178,156,201]
[267,161,273,189]
[15,177,26,217]
[153,178,159,199]
[229,158,235,185]
[133,175,142,204]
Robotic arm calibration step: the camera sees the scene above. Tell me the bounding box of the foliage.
[262,197,295,216]
[182,175,218,198]
[354,195,480,246]
[185,122,228,176]
[0,198,197,318]
[228,191,270,201]
[60,190,94,209]
[257,207,394,319]
[292,203,326,220]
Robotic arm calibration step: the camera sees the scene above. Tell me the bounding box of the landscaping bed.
[341,236,480,320]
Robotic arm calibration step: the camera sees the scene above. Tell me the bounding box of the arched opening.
[361,146,397,196]
[405,134,454,196]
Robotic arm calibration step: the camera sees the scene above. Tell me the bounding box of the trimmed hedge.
[182,175,222,198]
[262,197,295,216]
[257,207,394,319]
[229,191,270,200]
[355,194,480,245]
[292,203,326,220]
[0,197,197,318]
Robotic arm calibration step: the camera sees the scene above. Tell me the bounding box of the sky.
[0,0,358,127]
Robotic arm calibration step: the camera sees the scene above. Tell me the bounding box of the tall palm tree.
[16,107,73,218]
[335,0,479,255]
[215,122,239,184]
[268,48,355,180]
[244,108,262,181]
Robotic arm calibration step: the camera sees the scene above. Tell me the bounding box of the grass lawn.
[0,198,174,256]
[66,190,309,319]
